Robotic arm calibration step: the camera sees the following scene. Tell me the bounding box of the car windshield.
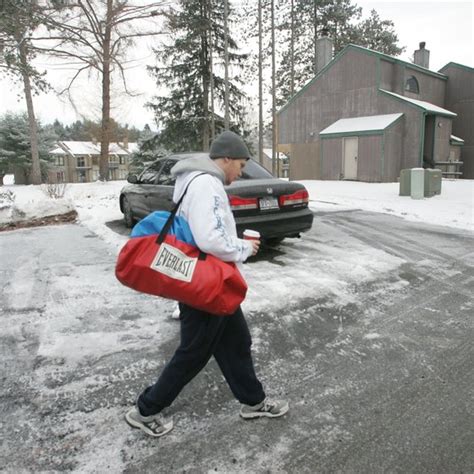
[240,159,273,179]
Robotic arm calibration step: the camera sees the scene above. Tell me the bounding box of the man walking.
[125,131,289,437]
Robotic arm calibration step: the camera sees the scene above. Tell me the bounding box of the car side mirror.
[127,174,138,184]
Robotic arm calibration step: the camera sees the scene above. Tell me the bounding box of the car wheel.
[265,237,284,246]
[122,197,135,228]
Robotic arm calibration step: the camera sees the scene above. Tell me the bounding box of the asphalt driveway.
[1,210,473,473]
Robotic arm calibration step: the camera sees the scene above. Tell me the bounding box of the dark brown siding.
[279,48,380,179]
[433,116,452,162]
[288,143,320,180]
[321,139,342,179]
[404,68,446,106]
[377,94,422,169]
[384,119,404,181]
[358,136,382,182]
[441,64,474,178]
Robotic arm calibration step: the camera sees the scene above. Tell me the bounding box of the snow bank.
[0,178,472,241]
[302,179,473,232]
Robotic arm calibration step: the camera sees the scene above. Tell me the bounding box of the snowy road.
[1,210,473,472]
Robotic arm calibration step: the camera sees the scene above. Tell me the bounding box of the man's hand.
[249,239,260,256]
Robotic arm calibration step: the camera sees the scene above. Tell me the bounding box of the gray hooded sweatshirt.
[171,154,253,264]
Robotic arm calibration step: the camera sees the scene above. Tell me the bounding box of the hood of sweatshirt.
[171,153,225,182]
[171,153,225,205]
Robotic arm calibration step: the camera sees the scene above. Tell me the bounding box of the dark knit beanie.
[209,131,251,160]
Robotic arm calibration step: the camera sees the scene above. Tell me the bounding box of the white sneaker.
[125,406,173,438]
[240,399,289,419]
[171,305,180,319]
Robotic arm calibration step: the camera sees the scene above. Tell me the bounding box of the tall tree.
[258,0,264,165]
[148,0,248,152]
[275,0,404,107]
[34,0,169,181]
[271,0,277,176]
[352,9,404,56]
[0,1,49,184]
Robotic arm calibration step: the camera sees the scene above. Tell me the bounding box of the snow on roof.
[320,113,403,136]
[380,90,457,117]
[450,135,465,144]
[50,141,137,156]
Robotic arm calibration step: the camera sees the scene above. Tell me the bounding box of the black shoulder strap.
[156,172,206,244]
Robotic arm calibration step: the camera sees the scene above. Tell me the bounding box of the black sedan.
[119,153,313,244]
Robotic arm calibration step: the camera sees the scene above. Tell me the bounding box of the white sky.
[0,1,472,129]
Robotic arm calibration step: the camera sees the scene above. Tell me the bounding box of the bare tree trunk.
[201,0,210,151]
[258,0,263,166]
[208,0,215,141]
[18,41,41,185]
[271,0,277,177]
[209,26,215,141]
[223,0,230,130]
[314,1,318,73]
[99,0,113,181]
[290,0,295,96]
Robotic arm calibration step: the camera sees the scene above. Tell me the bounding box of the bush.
[42,182,67,199]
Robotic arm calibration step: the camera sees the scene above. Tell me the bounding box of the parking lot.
[1,208,473,472]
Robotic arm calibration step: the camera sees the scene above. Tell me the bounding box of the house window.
[77,156,86,167]
[56,171,65,182]
[109,155,119,163]
[405,75,419,94]
[54,156,65,166]
[119,155,127,165]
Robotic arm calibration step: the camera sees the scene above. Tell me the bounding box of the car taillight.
[278,189,309,206]
[229,195,258,211]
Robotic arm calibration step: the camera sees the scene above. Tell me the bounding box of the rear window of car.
[240,159,273,179]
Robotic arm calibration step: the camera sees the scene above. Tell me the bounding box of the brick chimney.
[316,28,334,73]
[414,41,430,69]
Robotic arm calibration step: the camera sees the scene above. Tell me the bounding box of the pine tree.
[275,0,404,107]
[352,10,404,56]
[0,113,56,183]
[147,0,249,152]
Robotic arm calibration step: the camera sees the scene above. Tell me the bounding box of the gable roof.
[379,89,457,117]
[320,113,403,137]
[278,44,448,115]
[439,62,474,74]
[50,141,138,156]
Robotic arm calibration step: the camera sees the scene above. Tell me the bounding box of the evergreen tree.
[352,9,404,56]
[0,113,56,183]
[130,128,169,174]
[275,0,404,107]
[147,0,249,152]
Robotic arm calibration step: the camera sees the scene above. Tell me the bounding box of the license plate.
[259,197,279,210]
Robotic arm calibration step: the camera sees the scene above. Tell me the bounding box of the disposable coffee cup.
[243,229,260,241]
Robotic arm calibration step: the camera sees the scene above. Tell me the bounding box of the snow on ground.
[304,179,473,232]
[1,175,472,471]
[1,175,471,317]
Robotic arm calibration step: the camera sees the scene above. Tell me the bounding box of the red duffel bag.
[115,175,248,315]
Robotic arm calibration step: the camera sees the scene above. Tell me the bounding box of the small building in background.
[278,39,473,181]
[47,141,138,183]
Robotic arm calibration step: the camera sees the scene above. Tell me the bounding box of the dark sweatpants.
[137,303,266,416]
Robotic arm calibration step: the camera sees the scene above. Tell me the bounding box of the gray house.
[277,40,474,182]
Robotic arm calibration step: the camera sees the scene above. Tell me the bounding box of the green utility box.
[424,168,442,197]
[399,169,411,196]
